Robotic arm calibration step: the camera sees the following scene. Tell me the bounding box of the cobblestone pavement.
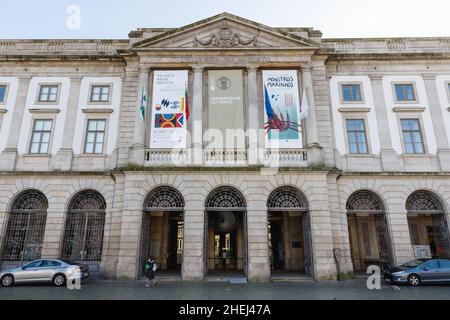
[0,279,450,300]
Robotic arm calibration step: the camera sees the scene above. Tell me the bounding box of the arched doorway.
[346,190,392,273]
[267,186,313,277]
[1,190,48,269]
[140,186,185,276]
[406,190,450,259]
[205,186,247,277]
[60,190,106,274]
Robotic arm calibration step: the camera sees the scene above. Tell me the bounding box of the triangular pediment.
[133,13,319,50]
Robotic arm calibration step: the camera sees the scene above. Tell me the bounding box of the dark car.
[384,258,450,286]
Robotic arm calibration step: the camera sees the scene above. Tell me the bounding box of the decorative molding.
[28,108,61,114]
[194,22,257,48]
[338,107,371,113]
[82,108,114,114]
[392,107,426,113]
[422,74,437,81]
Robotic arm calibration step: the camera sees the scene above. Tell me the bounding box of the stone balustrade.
[144,148,308,167]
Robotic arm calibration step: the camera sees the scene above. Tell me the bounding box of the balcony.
[144,148,309,168]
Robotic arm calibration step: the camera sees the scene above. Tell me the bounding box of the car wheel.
[408,274,421,287]
[1,274,14,287]
[52,273,66,287]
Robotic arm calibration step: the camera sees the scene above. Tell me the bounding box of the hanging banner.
[150,70,189,149]
[208,70,245,149]
[263,70,303,149]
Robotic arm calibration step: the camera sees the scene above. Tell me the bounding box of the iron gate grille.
[267,186,309,211]
[205,186,246,210]
[144,186,185,210]
[1,190,48,263]
[346,190,385,213]
[406,191,444,213]
[61,191,106,262]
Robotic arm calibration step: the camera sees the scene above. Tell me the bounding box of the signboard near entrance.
[263,70,303,149]
[150,70,189,149]
[413,245,432,259]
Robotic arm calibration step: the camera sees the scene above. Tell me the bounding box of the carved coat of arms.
[194,22,257,48]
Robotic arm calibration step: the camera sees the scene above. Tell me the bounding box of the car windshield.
[402,259,427,268]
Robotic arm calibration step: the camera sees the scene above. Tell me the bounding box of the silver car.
[0,259,89,287]
[385,259,450,286]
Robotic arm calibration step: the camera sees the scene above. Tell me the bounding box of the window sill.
[28,108,61,114]
[340,100,365,105]
[81,108,113,114]
[392,106,426,113]
[34,101,59,106]
[0,108,7,114]
[393,100,419,105]
[345,154,378,158]
[76,153,107,158]
[86,101,112,106]
[338,107,371,113]
[23,153,52,158]
[401,154,436,158]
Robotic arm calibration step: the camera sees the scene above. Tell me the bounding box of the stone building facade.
[0,13,450,282]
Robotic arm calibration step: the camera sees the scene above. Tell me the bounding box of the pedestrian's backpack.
[144,262,151,271]
[152,262,158,272]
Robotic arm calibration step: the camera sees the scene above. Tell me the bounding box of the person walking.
[144,257,158,288]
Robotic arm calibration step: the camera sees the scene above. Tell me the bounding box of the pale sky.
[1,0,450,39]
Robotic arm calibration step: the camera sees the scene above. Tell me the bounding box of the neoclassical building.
[0,13,450,282]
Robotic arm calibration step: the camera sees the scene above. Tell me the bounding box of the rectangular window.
[346,119,368,154]
[401,119,425,154]
[29,119,53,154]
[341,84,362,102]
[394,83,416,102]
[90,85,110,102]
[0,85,7,103]
[84,119,106,154]
[38,85,58,103]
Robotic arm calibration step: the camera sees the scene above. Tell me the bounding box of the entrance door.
[167,219,183,270]
[207,211,245,274]
[139,212,183,274]
[408,214,450,259]
[348,214,392,272]
[269,219,284,271]
[268,212,307,274]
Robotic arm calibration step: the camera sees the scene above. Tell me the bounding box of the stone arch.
[139,185,185,275]
[204,186,247,276]
[1,189,48,265]
[406,190,450,259]
[61,190,106,264]
[266,185,313,276]
[345,189,392,273]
